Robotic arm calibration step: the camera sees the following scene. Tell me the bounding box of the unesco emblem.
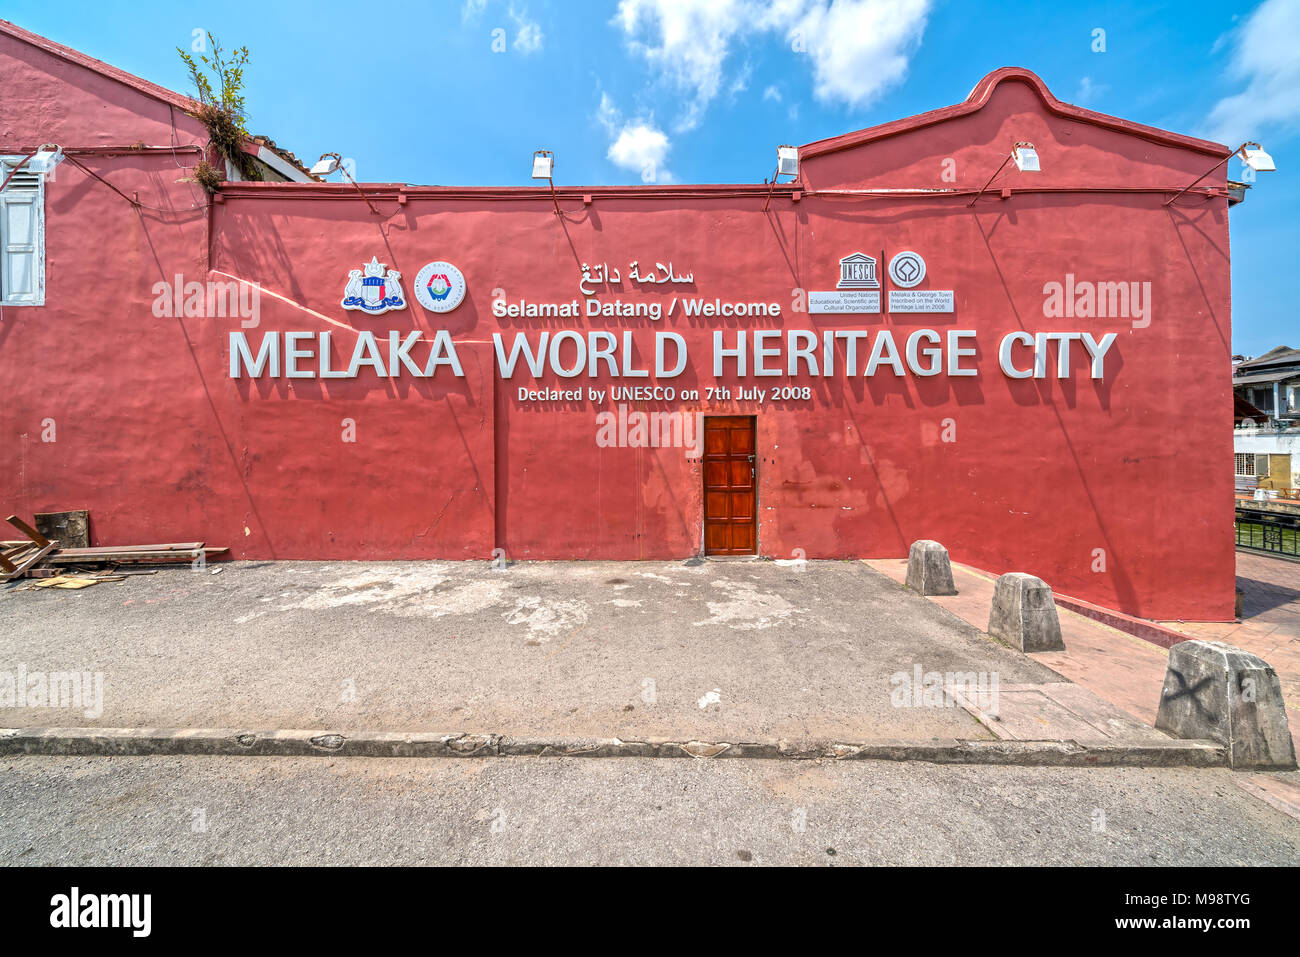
[414,261,467,313]
[888,251,926,288]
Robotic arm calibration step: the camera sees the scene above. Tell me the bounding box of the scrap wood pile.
[1,514,227,588]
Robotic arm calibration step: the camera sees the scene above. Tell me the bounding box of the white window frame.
[1235,453,1256,477]
[0,156,46,306]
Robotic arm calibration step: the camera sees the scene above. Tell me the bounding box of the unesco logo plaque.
[810,250,952,314]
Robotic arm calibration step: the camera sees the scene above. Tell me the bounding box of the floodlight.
[310,153,340,177]
[1166,140,1276,206]
[777,145,798,177]
[968,141,1043,206]
[1239,143,1276,172]
[29,144,64,173]
[1011,142,1040,172]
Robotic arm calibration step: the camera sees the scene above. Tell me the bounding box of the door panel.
[702,416,757,555]
[704,462,729,486]
[703,429,729,455]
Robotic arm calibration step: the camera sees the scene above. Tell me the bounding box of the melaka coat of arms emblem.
[341,256,407,315]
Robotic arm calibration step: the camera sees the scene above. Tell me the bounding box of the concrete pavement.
[4,555,1298,866]
[868,555,1300,758]
[1,559,1068,742]
[869,558,1176,726]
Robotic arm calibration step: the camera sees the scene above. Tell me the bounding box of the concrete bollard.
[905,540,957,596]
[1155,640,1297,770]
[987,573,1064,652]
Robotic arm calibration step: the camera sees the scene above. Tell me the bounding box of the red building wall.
[0,23,1236,620]
[0,23,216,551]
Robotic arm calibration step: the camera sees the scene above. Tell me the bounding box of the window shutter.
[0,161,45,305]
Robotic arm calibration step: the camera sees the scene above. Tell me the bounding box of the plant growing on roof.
[177,32,261,187]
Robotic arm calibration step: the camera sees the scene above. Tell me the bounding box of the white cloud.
[730,62,753,96]
[462,0,488,22]
[510,7,544,53]
[763,85,782,102]
[609,123,673,180]
[1073,76,1107,106]
[613,0,929,127]
[1205,0,1300,144]
[785,0,930,107]
[596,92,621,133]
[615,0,754,130]
[597,94,673,183]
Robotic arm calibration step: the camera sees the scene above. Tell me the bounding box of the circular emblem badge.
[888,251,926,288]
[414,261,467,313]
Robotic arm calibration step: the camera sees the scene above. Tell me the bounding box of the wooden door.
[703,416,756,555]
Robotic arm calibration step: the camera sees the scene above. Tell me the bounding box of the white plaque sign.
[810,290,881,314]
[888,290,954,313]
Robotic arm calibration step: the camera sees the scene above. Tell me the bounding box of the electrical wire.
[0,144,210,213]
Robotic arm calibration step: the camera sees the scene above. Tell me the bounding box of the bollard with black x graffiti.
[1155,640,1297,769]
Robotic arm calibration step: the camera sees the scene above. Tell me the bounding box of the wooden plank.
[5,515,49,548]
[44,547,227,565]
[0,544,34,573]
[0,541,57,581]
[24,566,68,579]
[43,553,176,564]
[50,543,204,556]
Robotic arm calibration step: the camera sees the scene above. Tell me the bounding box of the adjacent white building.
[1233,346,1300,495]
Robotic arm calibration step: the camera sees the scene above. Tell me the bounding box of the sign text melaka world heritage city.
[228,326,1117,385]
[225,250,1118,391]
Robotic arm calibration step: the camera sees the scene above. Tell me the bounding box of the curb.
[940,561,1216,650]
[0,728,1228,767]
[1052,593,1200,649]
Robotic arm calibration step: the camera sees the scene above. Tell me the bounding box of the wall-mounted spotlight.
[1,143,65,192]
[968,141,1040,206]
[1011,142,1040,172]
[1239,143,1276,172]
[532,150,555,180]
[311,151,380,216]
[777,145,799,178]
[532,150,561,215]
[763,145,800,211]
[29,144,65,174]
[309,153,340,177]
[1165,141,1276,207]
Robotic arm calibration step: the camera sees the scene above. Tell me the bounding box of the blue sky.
[10,0,1296,354]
